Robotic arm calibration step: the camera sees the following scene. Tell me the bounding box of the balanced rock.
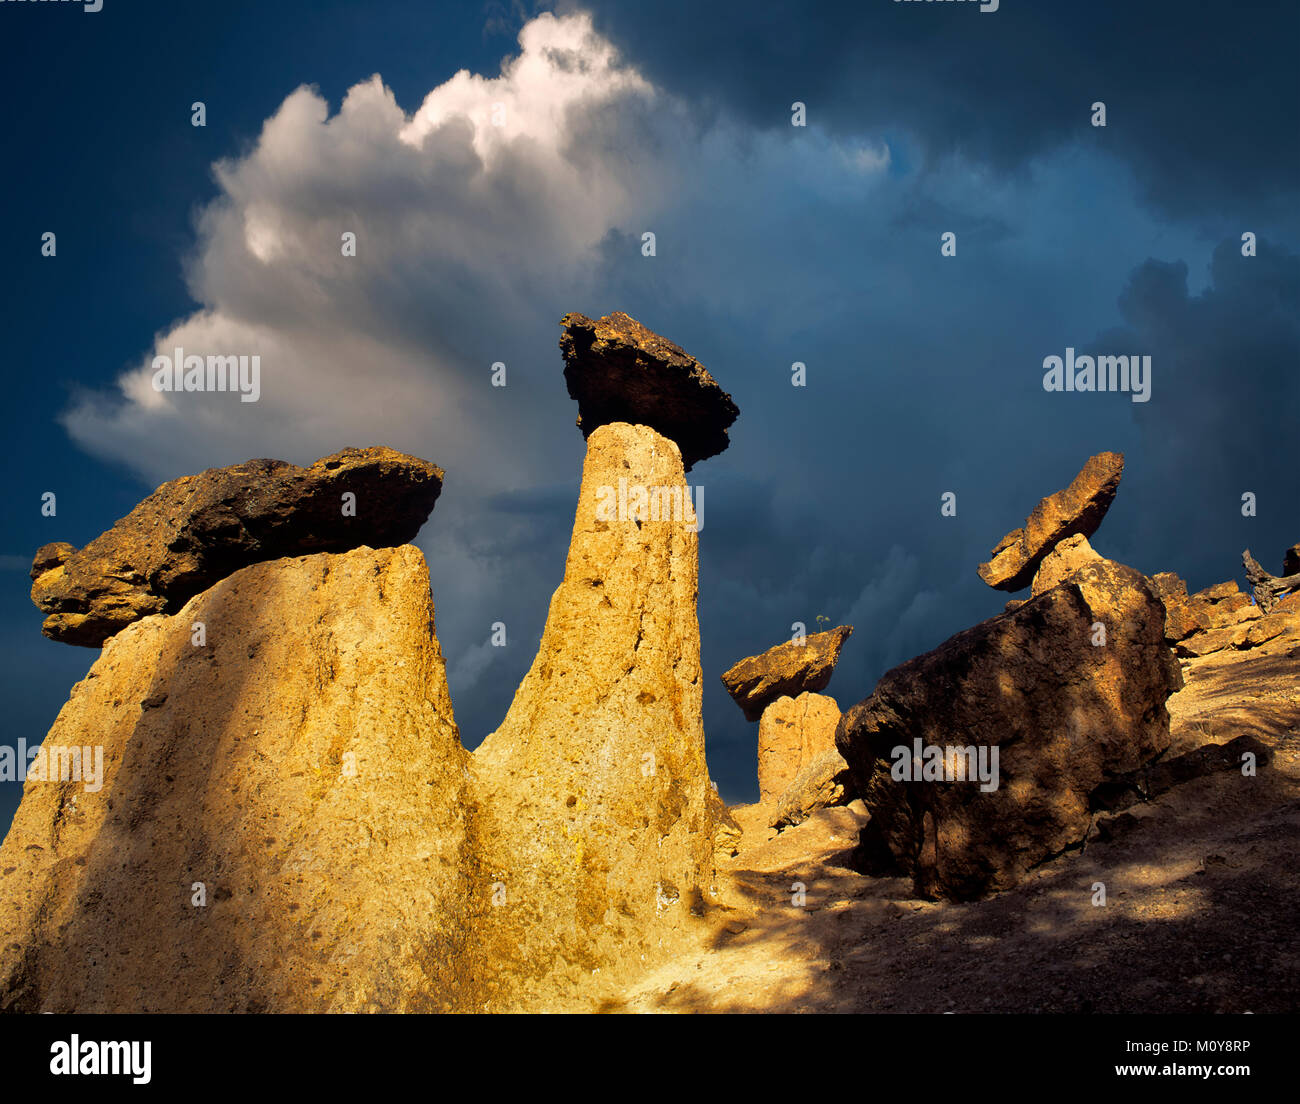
[756,692,841,803]
[0,546,488,1012]
[559,311,739,471]
[472,422,719,1006]
[838,556,1181,901]
[30,447,443,647]
[722,625,853,723]
[978,451,1124,592]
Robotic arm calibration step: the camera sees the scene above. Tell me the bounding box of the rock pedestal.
[472,422,718,1006]
[1,546,486,1012]
[756,692,841,802]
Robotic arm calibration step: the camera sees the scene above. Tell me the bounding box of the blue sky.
[2,0,1297,828]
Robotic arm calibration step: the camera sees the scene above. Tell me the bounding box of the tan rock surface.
[472,422,718,1009]
[0,546,486,1013]
[772,746,856,829]
[756,692,842,802]
[1030,532,1103,597]
[978,451,1124,592]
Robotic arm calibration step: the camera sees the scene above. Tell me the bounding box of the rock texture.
[978,452,1124,592]
[756,692,842,803]
[721,626,853,723]
[772,747,856,830]
[472,422,719,1007]
[1150,572,1279,657]
[0,546,487,1012]
[838,557,1181,901]
[30,447,443,647]
[1030,533,1103,597]
[1244,550,1300,613]
[559,311,739,471]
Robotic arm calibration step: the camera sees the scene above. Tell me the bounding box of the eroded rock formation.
[559,311,738,471]
[4,309,739,1014]
[772,747,856,830]
[978,452,1124,592]
[755,692,841,802]
[721,625,852,722]
[1,546,486,1012]
[472,422,719,1006]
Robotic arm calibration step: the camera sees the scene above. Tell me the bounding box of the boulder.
[977,451,1124,592]
[1030,533,1103,597]
[771,747,856,830]
[1285,544,1300,577]
[721,626,853,722]
[0,546,487,1012]
[472,422,719,1006]
[30,447,443,647]
[838,556,1181,901]
[756,691,842,802]
[559,311,739,471]
[1175,626,1241,658]
[1150,574,1264,648]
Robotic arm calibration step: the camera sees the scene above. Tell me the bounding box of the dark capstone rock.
[559,311,738,471]
[721,625,853,723]
[30,447,443,646]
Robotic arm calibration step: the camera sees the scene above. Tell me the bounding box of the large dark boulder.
[838,557,1181,901]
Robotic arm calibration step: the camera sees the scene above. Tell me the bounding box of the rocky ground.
[607,602,1300,1014]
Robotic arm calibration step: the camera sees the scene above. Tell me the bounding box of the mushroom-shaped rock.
[1,546,487,1012]
[30,447,443,647]
[721,625,852,723]
[559,310,738,471]
[977,452,1124,593]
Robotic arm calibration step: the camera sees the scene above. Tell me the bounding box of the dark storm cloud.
[579,0,1300,223]
[1093,236,1300,588]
